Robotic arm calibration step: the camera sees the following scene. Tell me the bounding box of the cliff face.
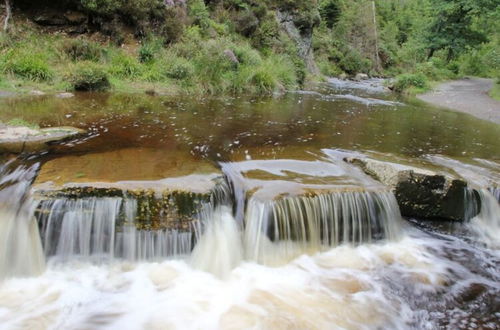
[276,9,319,74]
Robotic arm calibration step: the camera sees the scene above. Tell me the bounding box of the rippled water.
[0,80,499,329]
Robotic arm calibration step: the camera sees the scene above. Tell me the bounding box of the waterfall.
[37,196,196,262]
[468,189,500,249]
[488,186,500,203]
[190,205,243,278]
[0,162,45,279]
[243,190,402,264]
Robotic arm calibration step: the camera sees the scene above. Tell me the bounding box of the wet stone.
[0,126,86,154]
[345,157,480,221]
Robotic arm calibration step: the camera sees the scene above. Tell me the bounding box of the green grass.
[0,28,303,96]
[5,118,40,129]
[489,81,500,101]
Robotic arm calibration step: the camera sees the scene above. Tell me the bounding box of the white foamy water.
[0,163,45,280]
[0,232,477,330]
[468,189,500,249]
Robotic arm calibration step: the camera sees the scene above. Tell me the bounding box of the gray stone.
[276,10,319,75]
[223,49,239,65]
[29,90,46,96]
[0,126,86,154]
[354,73,369,81]
[345,157,479,221]
[56,92,75,99]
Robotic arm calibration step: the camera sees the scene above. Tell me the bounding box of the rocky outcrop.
[276,9,319,74]
[345,157,480,221]
[0,126,86,153]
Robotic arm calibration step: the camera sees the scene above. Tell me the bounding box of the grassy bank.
[489,80,500,101]
[1,0,498,97]
[0,27,302,96]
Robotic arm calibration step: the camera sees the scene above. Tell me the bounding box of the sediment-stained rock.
[0,126,86,153]
[345,157,480,221]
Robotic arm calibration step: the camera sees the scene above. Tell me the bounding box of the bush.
[62,39,102,62]
[138,38,163,63]
[67,62,111,91]
[393,73,428,93]
[108,52,142,78]
[4,51,53,81]
[166,57,194,80]
[338,49,371,75]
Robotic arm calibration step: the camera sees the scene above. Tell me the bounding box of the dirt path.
[417,78,500,124]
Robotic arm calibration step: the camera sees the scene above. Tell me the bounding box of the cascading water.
[489,186,500,202]
[37,196,195,262]
[243,190,402,264]
[468,189,500,249]
[0,162,45,279]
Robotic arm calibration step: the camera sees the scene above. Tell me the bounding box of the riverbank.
[417,78,500,124]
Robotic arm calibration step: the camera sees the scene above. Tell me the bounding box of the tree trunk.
[3,0,11,32]
[371,1,381,72]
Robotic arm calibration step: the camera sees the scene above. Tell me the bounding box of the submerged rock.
[345,157,479,221]
[55,92,75,99]
[0,126,86,153]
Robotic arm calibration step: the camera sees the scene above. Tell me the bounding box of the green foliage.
[166,57,195,80]
[338,49,372,75]
[67,61,111,91]
[62,39,102,62]
[6,118,39,129]
[319,0,341,28]
[108,51,142,78]
[138,38,163,63]
[3,50,53,81]
[393,73,428,93]
[188,0,211,29]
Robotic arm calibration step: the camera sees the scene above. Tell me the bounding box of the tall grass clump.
[62,39,103,62]
[3,49,53,81]
[67,61,111,91]
[392,73,428,93]
[107,51,142,79]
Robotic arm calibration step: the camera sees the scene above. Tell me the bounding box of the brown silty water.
[0,80,499,329]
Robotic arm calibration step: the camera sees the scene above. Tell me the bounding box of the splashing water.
[37,196,195,263]
[468,189,500,249]
[243,190,402,264]
[0,162,45,279]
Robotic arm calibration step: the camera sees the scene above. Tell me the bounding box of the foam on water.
[0,162,45,279]
[468,189,500,249]
[2,228,498,329]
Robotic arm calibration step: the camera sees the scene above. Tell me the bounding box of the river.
[0,79,498,329]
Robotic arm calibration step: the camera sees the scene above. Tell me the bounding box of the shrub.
[232,44,262,66]
[166,57,194,80]
[188,0,211,29]
[138,38,163,63]
[393,73,428,93]
[67,62,111,91]
[108,52,142,78]
[62,39,102,62]
[338,49,371,75]
[4,51,53,81]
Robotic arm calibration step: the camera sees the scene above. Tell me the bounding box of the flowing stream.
[0,80,499,329]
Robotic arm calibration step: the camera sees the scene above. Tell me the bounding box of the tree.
[426,0,496,61]
[3,0,12,32]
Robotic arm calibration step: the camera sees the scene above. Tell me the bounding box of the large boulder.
[0,126,86,153]
[345,157,480,221]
